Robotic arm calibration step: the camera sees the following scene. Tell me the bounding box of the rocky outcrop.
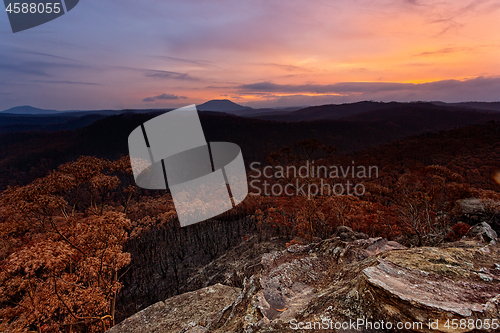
[181,235,284,292]
[333,225,369,242]
[466,222,498,244]
[456,198,500,234]
[110,235,500,333]
[360,248,500,332]
[107,284,240,333]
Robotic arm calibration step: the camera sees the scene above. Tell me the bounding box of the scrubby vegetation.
[1,118,499,332]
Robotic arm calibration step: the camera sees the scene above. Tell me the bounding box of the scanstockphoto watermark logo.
[249,161,379,199]
[128,105,248,227]
[4,0,79,33]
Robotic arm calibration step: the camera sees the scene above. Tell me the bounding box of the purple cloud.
[239,76,500,108]
[144,70,197,81]
[143,93,188,102]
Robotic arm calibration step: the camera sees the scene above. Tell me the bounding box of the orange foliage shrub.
[0,157,132,333]
[444,222,471,242]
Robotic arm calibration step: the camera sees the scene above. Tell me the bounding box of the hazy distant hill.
[0,114,107,134]
[232,106,301,117]
[197,99,252,112]
[432,101,500,112]
[342,102,500,131]
[254,101,397,121]
[252,101,500,122]
[2,101,499,136]
[1,105,61,115]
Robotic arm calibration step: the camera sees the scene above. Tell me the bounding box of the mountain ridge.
[5,100,500,117]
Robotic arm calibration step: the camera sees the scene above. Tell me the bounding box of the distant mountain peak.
[197,99,252,112]
[1,105,60,115]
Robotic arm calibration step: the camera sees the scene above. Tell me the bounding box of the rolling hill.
[197,99,252,112]
[1,105,61,115]
[1,102,500,190]
[250,101,500,122]
[251,101,399,121]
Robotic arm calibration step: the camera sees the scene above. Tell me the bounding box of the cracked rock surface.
[109,236,500,333]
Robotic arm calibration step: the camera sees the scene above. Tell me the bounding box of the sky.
[0,0,499,111]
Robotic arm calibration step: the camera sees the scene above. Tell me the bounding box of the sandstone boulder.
[112,237,500,333]
[333,225,369,241]
[466,222,498,244]
[456,198,500,234]
[107,284,240,333]
[209,239,500,332]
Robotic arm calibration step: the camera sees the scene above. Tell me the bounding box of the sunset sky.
[1,0,500,110]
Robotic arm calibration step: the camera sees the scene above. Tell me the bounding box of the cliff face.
[109,232,500,333]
